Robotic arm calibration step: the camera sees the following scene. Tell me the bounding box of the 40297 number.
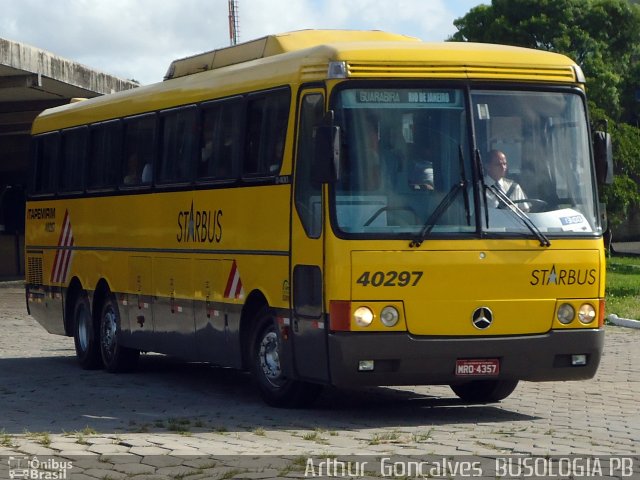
[356,270,423,287]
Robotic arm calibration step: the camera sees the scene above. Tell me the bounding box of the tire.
[450,379,519,403]
[99,294,139,373]
[73,293,102,369]
[250,307,322,408]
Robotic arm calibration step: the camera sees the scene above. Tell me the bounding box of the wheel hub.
[259,331,282,383]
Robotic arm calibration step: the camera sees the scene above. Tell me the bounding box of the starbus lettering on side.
[176,201,223,244]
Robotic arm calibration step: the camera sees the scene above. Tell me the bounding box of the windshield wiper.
[410,146,470,248]
[475,149,550,248]
[488,184,551,247]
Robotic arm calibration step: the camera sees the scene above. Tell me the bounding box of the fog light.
[354,306,374,327]
[380,306,399,327]
[557,303,575,324]
[358,360,375,371]
[578,303,596,324]
[571,354,587,366]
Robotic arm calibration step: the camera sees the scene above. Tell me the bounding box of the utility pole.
[228,0,239,46]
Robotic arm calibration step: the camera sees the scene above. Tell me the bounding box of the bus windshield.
[331,86,601,239]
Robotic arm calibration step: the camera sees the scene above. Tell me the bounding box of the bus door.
[290,91,330,383]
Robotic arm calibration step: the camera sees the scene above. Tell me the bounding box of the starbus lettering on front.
[530,265,597,286]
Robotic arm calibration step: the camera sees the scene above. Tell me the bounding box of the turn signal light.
[329,300,351,331]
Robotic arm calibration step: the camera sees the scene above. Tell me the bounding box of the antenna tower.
[228,0,240,45]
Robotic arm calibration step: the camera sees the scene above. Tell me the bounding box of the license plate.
[455,359,500,376]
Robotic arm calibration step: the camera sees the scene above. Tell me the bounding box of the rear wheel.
[99,294,139,373]
[450,379,518,403]
[73,293,102,369]
[250,307,322,407]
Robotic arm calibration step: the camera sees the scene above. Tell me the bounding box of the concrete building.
[0,38,138,279]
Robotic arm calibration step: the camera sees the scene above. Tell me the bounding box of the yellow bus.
[25,30,612,407]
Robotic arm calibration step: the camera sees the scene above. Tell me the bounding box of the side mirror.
[312,125,341,184]
[593,130,613,185]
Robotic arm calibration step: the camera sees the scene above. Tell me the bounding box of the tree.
[450,0,640,235]
[450,0,640,121]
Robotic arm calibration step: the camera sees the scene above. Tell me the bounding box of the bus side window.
[243,88,290,178]
[31,133,59,196]
[198,99,240,181]
[88,120,122,190]
[158,106,197,185]
[122,114,157,187]
[59,127,88,193]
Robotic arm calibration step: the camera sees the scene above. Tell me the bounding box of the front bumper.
[328,328,604,387]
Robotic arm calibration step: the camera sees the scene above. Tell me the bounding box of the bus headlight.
[380,306,399,327]
[354,306,374,327]
[557,303,575,324]
[578,303,596,324]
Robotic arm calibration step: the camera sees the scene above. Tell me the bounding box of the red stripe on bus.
[224,261,238,298]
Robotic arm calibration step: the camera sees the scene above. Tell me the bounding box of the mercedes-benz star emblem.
[471,307,493,329]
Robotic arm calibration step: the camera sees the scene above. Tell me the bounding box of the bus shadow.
[0,354,537,436]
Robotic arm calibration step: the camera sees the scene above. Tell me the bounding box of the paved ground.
[0,282,639,479]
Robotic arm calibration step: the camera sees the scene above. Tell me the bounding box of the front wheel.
[250,308,322,408]
[450,379,518,403]
[99,294,139,373]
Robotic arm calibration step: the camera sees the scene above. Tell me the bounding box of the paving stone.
[0,284,638,477]
[140,455,185,468]
[57,449,98,456]
[156,465,202,477]
[87,443,130,455]
[129,446,172,456]
[111,462,157,475]
[83,468,128,479]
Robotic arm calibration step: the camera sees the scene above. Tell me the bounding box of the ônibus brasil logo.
[8,456,73,479]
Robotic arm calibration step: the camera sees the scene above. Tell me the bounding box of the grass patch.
[279,456,308,476]
[81,426,98,435]
[167,418,191,434]
[217,468,246,479]
[606,255,640,320]
[368,431,402,445]
[302,431,320,441]
[412,429,433,442]
[1,431,15,448]
[25,431,51,447]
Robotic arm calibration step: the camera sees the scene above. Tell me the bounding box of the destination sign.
[341,89,461,108]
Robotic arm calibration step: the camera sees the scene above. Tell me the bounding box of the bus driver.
[484,149,529,212]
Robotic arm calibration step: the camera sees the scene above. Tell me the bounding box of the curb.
[607,314,640,329]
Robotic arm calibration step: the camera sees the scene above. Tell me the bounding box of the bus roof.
[164,30,420,80]
[32,30,582,133]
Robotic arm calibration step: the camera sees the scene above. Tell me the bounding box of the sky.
[0,0,484,85]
